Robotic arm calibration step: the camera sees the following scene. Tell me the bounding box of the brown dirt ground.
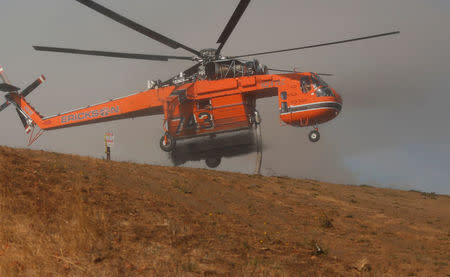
[0,146,449,276]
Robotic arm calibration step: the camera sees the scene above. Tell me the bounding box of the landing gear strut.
[253,110,263,175]
[308,128,320,143]
[160,132,176,152]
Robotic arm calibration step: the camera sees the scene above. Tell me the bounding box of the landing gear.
[160,132,176,152]
[253,110,263,175]
[205,156,221,168]
[308,128,320,143]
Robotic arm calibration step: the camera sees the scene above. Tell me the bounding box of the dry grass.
[0,145,449,276]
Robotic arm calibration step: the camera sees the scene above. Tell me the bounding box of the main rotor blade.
[33,46,194,61]
[230,31,400,59]
[74,0,201,56]
[268,68,334,76]
[216,0,251,55]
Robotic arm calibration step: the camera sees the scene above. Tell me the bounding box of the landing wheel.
[308,130,320,143]
[205,156,221,168]
[160,133,176,152]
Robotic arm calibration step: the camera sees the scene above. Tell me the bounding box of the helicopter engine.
[205,59,268,80]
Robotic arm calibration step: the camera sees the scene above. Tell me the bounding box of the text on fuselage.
[61,106,120,123]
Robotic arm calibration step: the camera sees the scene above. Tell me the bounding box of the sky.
[0,0,449,194]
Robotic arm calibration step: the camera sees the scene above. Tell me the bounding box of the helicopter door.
[279,90,293,123]
[195,99,214,133]
[300,76,312,94]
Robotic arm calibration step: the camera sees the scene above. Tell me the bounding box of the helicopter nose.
[333,90,343,114]
[331,88,341,102]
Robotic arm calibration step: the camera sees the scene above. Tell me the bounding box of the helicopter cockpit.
[300,74,334,97]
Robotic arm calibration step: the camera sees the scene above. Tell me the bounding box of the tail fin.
[16,108,32,134]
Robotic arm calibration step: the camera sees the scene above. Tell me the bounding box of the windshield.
[312,75,328,88]
[300,74,333,96]
[311,74,333,97]
[315,86,334,97]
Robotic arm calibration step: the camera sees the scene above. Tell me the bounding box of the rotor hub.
[200,48,220,60]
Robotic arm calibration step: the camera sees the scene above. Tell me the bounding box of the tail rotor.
[0,65,46,140]
[21,75,46,97]
[0,65,14,112]
[0,83,20,92]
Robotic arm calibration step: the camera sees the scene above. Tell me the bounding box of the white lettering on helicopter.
[61,106,120,123]
[175,112,214,134]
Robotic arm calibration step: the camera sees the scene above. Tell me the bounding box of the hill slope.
[0,146,449,276]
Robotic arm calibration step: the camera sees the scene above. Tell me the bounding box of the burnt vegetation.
[0,146,449,276]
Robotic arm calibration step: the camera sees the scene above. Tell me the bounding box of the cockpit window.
[315,87,334,97]
[311,74,333,97]
[300,74,333,97]
[312,75,328,88]
[300,76,311,93]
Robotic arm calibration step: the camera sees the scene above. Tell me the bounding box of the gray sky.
[1,0,449,194]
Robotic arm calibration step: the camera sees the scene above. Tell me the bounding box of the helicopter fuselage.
[8,72,341,139]
[164,72,342,140]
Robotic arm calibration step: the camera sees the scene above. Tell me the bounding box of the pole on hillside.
[106,145,111,161]
[104,131,114,161]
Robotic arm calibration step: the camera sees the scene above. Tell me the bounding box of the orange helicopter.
[1,0,398,168]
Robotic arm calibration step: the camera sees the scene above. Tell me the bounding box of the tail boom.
[11,87,172,131]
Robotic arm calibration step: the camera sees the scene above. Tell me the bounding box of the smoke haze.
[0,0,449,194]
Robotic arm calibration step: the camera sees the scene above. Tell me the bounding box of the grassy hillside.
[0,146,448,276]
